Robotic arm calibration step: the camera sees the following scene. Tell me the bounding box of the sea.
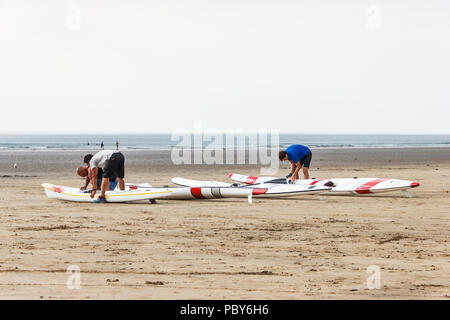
[0,134,449,151]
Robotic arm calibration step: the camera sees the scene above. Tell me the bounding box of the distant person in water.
[279,144,312,183]
[115,140,119,150]
[100,141,104,149]
[77,154,118,191]
[83,150,125,203]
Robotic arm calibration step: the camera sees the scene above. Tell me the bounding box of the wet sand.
[0,148,449,299]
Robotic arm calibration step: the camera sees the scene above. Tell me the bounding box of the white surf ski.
[228,173,420,197]
[171,177,331,199]
[43,180,330,203]
[42,183,173,203]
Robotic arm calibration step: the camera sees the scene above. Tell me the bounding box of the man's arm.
[90,167,99,198]
[291,161,301,183]
[285,161,295,178]
[80,176,91,190]
[90,167,98,189]
[290,161,296,173]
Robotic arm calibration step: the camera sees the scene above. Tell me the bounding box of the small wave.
[307,144,355,148]
[1,139,450,151]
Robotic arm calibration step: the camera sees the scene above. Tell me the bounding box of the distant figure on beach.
[100,141,104,149]
[77,154,118,191]
[279,144,312,182]
[116,140,119,150]
[84,150,126,203]
[13,163,17,169]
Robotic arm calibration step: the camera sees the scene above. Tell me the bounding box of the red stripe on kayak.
[246,176,258,184]
[190,187,206,199]
[355,179,388,194]
[51,185,64,193]
[252,188,268,195]
[310,180,322,185]
[410,182,420,188]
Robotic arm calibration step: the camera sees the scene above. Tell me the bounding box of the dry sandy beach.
[0,148,449,299]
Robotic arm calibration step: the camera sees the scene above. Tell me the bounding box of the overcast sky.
[0,0,449,134]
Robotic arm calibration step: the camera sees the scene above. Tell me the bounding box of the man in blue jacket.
[279,144,312,183]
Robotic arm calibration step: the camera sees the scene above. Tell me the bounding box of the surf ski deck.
[228,173,420,197]
[42,183,173,203]
[43,181,330,203]
[171,177,331,199]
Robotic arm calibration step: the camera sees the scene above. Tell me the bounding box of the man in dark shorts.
[77,154,118,191]
[85,150,125,203]
[278,144,312,183]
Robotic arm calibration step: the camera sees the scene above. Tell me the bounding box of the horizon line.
[0,132,449,136]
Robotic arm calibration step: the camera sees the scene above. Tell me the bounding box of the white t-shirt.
[90,150,116,169]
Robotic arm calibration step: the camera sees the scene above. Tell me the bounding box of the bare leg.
[118,178,125,191]
[303,167,310,179]
[100,177,109,197]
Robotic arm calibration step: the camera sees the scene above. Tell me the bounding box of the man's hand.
[80,177,90,191]
[290,161,301,184]
[90,189,97,198]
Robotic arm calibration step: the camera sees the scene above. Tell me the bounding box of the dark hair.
[279,150,287,161]
[83,154,93,164]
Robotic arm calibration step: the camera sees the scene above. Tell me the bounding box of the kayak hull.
[42,183,173,203]
[171,177,331,198]
[42,182,330,203]
[228,174,420,196]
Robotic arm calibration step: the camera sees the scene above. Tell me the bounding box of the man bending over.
[84,150,125,203]
[77,154,118,192]
[278,144,312,183]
